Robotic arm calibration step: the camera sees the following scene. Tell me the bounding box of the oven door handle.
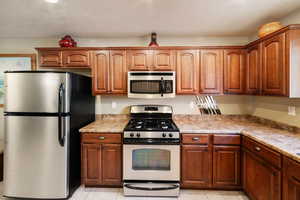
[124,183,179,191]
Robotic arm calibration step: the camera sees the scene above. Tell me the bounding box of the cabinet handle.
[255,146,261,152]
[99,136,105,140]
[192,137,200,141]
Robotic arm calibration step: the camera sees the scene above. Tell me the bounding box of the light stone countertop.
[80,114,300,163]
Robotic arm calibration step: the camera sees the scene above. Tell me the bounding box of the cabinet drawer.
[213,135,241,145]
[243,136,281,168]
[82,133,121,144]
[182,134,209,145]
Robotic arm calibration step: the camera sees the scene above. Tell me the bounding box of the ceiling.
[1,0,300,38]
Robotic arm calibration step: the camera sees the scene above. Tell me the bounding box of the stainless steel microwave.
[128,71,176,98]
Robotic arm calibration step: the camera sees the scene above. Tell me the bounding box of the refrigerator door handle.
[58,83,65,147]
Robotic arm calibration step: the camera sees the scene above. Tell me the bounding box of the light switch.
[288,106,296,116]
[112,102,117,109]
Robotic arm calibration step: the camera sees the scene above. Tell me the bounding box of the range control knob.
[137,133,141,138]
[169,133,173,138]
[162,133,166,137]
[130,133,134,137]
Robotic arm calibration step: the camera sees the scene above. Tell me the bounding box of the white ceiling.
[1,0,300,38]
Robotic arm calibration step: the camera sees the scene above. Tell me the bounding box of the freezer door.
[4,115,70,199]
[5,72,71,113]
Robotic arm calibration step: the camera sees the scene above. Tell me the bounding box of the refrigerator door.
[4,115,70,199]
[5,72,71,113]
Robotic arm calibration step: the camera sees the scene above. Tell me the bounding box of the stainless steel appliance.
[123,105,180,197]
[127,71,176,98]
[3,71,95,199]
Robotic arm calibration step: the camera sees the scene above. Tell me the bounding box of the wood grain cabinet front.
[176,50,199,94]
[283,157,300,200]
[39,50,63,67]
[199,50,223,94]
[127,50,153,71]
[63,50,91,67]
[261,33,287,96]
[223,49,245,94]
[152,50,175,71]
[246,44,261,95]
[81,133,122,187]
[181,144,212,188]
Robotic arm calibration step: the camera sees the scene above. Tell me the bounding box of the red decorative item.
[148,32,159,47]
[59,35,77,47]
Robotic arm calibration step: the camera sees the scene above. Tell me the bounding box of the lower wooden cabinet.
[181,145,212,188]
[243,148,281,200]
[81,133,122,187]
[283,157,300,200]
[213,146,241,189]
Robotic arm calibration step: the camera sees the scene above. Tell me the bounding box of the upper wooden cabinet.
[93,50,127,94]
[176,50,199,94]
[38,49,91,68]
[246,44,261,95]
[199,50,223,94]
[127,50,175,71]
[39,50,62,67]
[223,49,245,94]
[63,50,91,67]
[127,50,152,71]
[261,33,287,96]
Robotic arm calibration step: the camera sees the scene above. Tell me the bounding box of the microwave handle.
[160,77,165,97]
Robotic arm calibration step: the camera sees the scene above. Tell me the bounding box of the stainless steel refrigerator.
[3,71,95,199]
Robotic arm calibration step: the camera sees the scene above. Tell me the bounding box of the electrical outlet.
[288,106,296,116]
[112,102,117,109]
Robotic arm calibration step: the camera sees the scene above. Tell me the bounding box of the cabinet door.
[262,33,287,96]
[181,145,212,188]
[93,51,109,94]
[224,49,245,94]
[243,149,281,200]
[102,144,122,186]
[283,157,300,200]
[200,50,223,94]
[246,44,261,94]
[82,144,101,185]
[110,50,127,94]
[213,146,241,189]
[127,50,152,71]
[176,50,199,94]
[153,50,175,71]
[39,51,62,67]
[63,50,90,67]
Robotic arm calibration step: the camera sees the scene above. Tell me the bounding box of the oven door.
[123,145,180,181]
[128,72,175,98]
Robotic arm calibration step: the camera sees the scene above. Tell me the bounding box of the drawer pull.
[98,136,105,140]
[192,137,200,141]
[255,146,261,152]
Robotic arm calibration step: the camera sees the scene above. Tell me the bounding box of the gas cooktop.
[124,118,179,132]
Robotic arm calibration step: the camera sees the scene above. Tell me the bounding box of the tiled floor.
[0,183,249,200]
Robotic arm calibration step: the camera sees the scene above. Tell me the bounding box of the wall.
[98,95,254,115]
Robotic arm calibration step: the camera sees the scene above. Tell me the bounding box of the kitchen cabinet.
[283,157,300,200]
[81,133,122,187]
[212,135,241,189]
[199,50,223,94]
[243,137,281,200]
[181,145,212,188]
[176,50,199,94]
[223,49,245,94]
[38,49,91,68]
[93,50,127,94]
[39,50,62,67]
[127,50,175,71]
[63,50,91,67]
[261,33,287,96]
[246,44,261,94]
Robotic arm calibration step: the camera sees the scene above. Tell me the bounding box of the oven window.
[132,149,170,171]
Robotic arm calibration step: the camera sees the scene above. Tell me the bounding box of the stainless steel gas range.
[123,105,180,197]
